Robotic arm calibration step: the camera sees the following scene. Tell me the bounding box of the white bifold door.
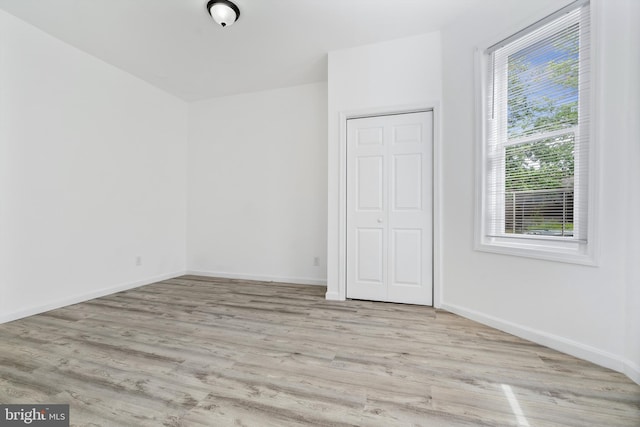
[346,111,433,305]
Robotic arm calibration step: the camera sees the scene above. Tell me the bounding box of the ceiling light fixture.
[206,0,240,28]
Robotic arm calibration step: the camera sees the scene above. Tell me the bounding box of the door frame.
[333,103,442,307]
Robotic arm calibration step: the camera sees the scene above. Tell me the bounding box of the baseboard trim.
[324,291,344,301]
[0,271,185,324]
[623,359,640,385]
[440,302,629,378]
[186,270,327,287]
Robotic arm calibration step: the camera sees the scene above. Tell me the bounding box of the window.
[476,0,595,263]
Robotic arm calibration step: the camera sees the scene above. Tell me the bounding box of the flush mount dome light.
[207,0,240,27]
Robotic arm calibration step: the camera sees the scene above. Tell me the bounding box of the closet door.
[346,111,432,305]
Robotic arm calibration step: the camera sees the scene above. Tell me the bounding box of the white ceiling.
[0,0,483,101]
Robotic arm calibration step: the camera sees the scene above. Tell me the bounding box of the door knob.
[377,218,383,223]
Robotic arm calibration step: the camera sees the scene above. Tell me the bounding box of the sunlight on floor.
[502,384,530,427]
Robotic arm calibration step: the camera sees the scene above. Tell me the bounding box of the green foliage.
[533,102,578,132]
[505,136,574,191]
[547,59,579,89]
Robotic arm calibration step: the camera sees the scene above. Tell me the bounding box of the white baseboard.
[623,359,640,385]
[0,271,185,324]
[440,302,628,378]
[324,291,344,301]
[186,270,327,287]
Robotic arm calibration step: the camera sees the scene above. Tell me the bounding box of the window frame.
[474,0,598,265]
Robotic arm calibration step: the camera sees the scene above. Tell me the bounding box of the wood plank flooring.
[1,275,638,426]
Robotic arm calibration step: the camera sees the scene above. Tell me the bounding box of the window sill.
[475,235,597,266]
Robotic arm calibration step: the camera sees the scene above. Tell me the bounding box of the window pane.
[507,24,579,139]
[504,134,574,235]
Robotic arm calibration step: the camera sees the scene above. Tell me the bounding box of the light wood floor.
[0,276,638,426]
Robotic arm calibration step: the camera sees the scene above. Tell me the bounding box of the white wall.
[623,0,640,383]
[0,10,188,322]
[326,32,443,300]
[440,0,640,382]
[187,83,328,285]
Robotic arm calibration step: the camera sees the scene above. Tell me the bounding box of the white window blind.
[483,1,591,245]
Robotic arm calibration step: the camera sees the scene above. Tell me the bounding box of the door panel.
[391,228,422,286]
[393,123,422,144]
[356,156,383,211]
[393,154,423,211]
[356,127,384,146]
[346,111,433,305]
[356,228,384,283]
